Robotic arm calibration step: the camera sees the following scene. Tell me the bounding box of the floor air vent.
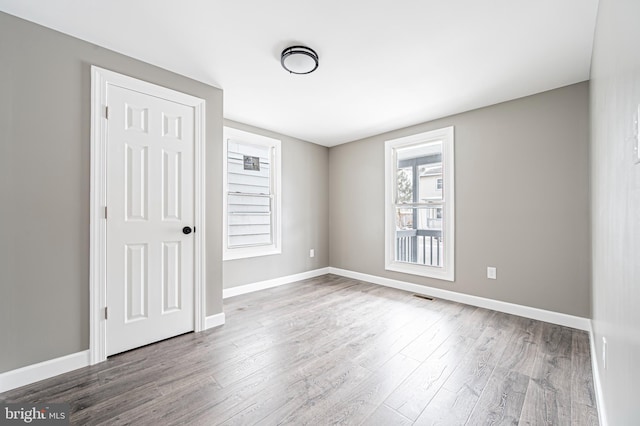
[413,294,434,301]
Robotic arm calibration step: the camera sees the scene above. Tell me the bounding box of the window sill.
[385,261,454,282]
[223,246,281,261]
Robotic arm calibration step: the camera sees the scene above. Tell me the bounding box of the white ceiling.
[0,0,599,147]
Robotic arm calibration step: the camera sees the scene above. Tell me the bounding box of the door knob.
[182,226,192,235]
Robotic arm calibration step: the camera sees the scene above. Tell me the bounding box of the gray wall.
[222,120,329,288]
[329,82,590,317]
[0,12,224,373]
[590,0,640,422]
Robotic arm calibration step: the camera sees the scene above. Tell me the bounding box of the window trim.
[223,126,282,261]
[384,126,455,281]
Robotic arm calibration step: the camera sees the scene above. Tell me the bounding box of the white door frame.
[89,66,206,365]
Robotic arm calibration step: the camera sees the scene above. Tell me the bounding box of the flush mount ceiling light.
[281,46,319,75]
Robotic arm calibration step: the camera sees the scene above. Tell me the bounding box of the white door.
[106,84,195,356]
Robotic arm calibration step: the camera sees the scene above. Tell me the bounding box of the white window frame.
[384,126,455,281]
[223,127,282,260]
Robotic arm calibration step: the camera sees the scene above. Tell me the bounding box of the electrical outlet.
[602,337,607,370]
[309,249,315,258]
[487,267,497,280]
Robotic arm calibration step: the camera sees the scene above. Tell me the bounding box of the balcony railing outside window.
[395,206,443,267]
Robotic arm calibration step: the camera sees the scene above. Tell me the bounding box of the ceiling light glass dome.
[281,46,319,74]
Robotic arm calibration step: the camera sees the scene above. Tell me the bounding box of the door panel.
[125,144,148,221]
[162,150,182,221]
[125,243,148,321]
[162,241,182,313]
[106,84,194,356]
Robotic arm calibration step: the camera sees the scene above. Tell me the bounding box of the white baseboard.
[589,321,608,426]
[204,312,226,330]
[0,350,90,394]
[328,267,591,331]
[223,267,331,299]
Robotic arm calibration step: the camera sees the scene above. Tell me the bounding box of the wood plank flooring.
[0,274,599,425]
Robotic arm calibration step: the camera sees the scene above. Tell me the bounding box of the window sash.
[227,196,273,248]
[393,204,445,267]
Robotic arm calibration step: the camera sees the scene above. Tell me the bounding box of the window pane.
[396,141,443,203]
[227,141,271,195]
[395,206,443,267]
[227,193,272,247]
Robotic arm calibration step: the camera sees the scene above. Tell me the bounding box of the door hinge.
[104,206,108,219]
[105,106,109,119]
[104,307,108,320]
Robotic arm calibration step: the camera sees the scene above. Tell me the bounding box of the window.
[223,127,281,260]
[385,126,455,280]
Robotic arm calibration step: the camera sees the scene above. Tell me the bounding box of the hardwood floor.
[0,274,599,425]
